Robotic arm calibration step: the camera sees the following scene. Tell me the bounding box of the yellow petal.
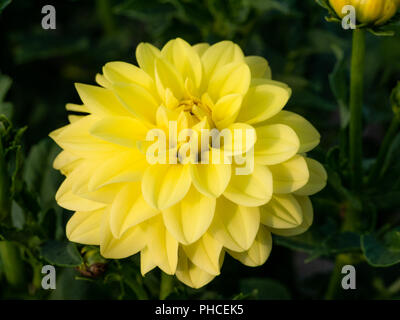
[66,209,104,245]
[50,115,125,158]
[228,225,272,267]
[269,155,309,193]
[176,248,217,289]
[222,123,256,156]
[88,150,147,191]
[146,216,178,275]
[201,40,244,80]
[53,151,79,171]
[244,56,272,79]
[110,182,159,239]
[260,194,303,229]
[56,174,106,211]
[95,73,112,89]
[135,42,161,78]
[75,83,130,116]
[295,158,327,196]
[161,38,203,91]
[212,93,243,129]
[66,103,88,113]
[237,80,291,125]
[141,164,191,210]
[254,124,300,165]
[224,164,272,207]
[162,187,216,245]
[103,61,155,92]
[112,83,159,123]
[190,157,231,198]
[100,211,146,259]
[209,197,260,251]
[261,111,320,153]
[192,43,210,57]
[183,233,223,275]
[90,116,153,148]
[140,247,157,276]
[155,57,185,101]
[207,62,250,102]
[270,195,314,236]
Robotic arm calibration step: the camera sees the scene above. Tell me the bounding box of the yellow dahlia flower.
[50,38,327,289]
[329,0,399,25]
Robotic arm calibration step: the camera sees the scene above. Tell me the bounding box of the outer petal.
[269,196,314,236]
[100,211,146,259]
[74,83,131,117]
[294,158,327,196]
[223,164,273,207]
[175,247,220,289]
[162,187,216,245]
[135,42,161,78]
[103,61,155,92]
[140,247,157,276]
[192,43,210,57]
[260,111,320,153]
[183,233,223,275]
[260,194,303,229]
[112,83,159,123]
[236,80,291,125]
[88,149,148,191]
[50,116,125,158]
[254,124,300,165]
[229,225,272,267]
[110,182,159,239]
[221,123,256,156]
[145,216,178,275]
[66,209,104,245]
[90,116,153,148]
[244,56,272,79]
[209,197,260,252]
[141,164,192,210]
[269,155,309,194]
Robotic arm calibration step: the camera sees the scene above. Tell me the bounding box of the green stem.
[96,0,115,36]
[0,241,25,287]
[325,206,360,300]
[367,116,400,184]
[324,254,347,300]
[349,29,366,190]
[159,272,174,300]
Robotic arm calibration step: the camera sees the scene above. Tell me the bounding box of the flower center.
[178,96,214,128]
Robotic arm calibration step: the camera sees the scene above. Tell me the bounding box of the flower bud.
[329,0,399,26]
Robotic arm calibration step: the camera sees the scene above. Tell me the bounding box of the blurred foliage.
[0,0,400,300]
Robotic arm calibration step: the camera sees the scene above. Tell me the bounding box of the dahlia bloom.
[50,38,327,288]
[329,0,399,25]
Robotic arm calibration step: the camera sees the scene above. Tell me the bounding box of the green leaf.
[40,240,83,267]
[11,200,24,230]
[239,278,291,300]
[23,138,61,208]
[362,228,400,267]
